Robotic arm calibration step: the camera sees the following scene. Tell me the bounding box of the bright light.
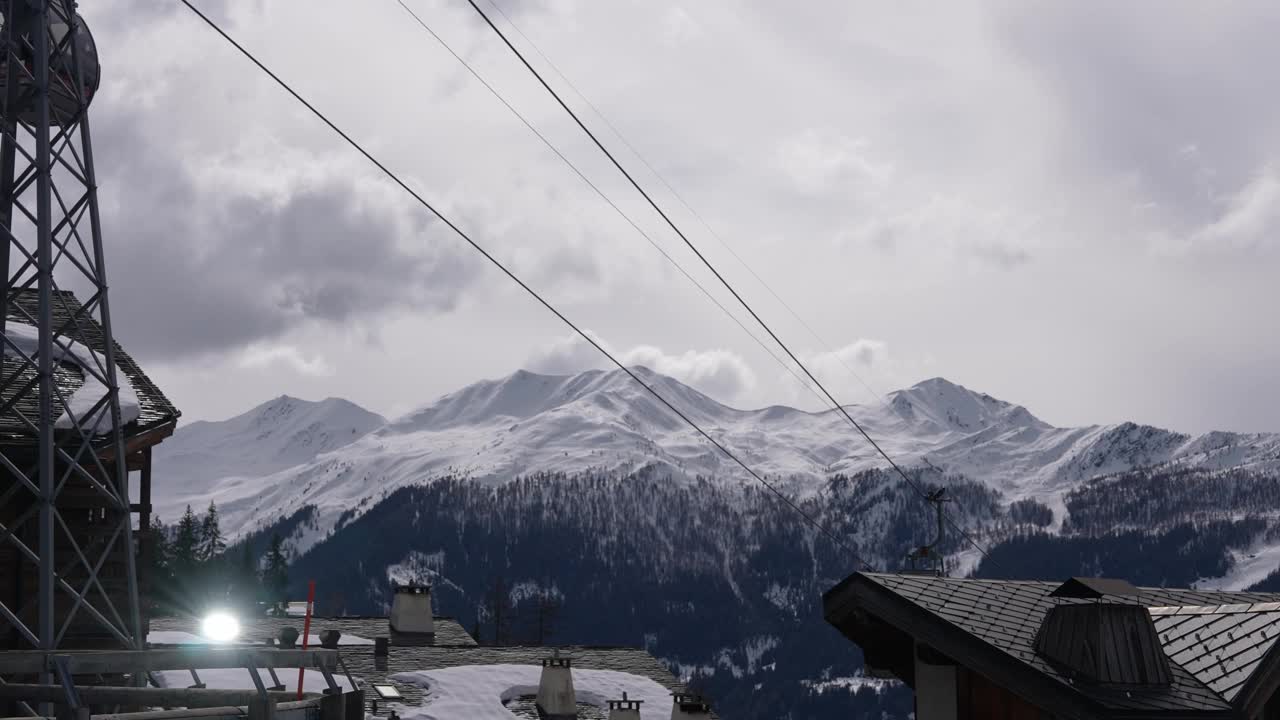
[201,612,240,642]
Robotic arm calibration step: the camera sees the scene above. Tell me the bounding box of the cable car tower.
[0,0,142,658]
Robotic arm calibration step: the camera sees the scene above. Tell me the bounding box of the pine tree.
[235,541,259,608]
[148,516,174,613]
[173,505,200,578]
[199,501,226,562]
[149,516,173,579]
[483,576,513,646]
[534,590,561,645]
[263,533,289,608]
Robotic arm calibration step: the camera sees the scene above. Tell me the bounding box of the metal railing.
[0,647,362,720]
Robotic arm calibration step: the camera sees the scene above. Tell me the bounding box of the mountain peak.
[889,377,1041,431]
[391,364,724,433]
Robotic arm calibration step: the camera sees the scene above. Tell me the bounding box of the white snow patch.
[3,321,140,432]
[393,664,672,720]
[951,547,984,578]
[743,635,779,675]
[763,583,804,615]
[387,550,447,584]
[508,581,563,604]
[146,631,373,646]
[802,674,899,695]
[1198,540,1280,590]
[147,631,206,645]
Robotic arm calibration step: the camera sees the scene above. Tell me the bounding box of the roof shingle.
[851,573,1280,715]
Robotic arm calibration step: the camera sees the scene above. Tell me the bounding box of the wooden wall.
[955,666,1048,720]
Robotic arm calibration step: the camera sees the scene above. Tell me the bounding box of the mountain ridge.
[151,367,1280,557]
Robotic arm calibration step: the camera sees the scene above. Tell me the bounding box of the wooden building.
[825,571,1280,720]
[1,289,180,650]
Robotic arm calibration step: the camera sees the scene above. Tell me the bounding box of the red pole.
[296,580,316,699]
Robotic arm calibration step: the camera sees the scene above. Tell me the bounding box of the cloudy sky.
[85,0,1280,434]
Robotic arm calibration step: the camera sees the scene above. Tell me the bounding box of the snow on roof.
[146,630,374,647]
[146,631,205,645]
[3,320,141,433]
[393,664,673,720]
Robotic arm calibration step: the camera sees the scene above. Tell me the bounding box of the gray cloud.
[59,0,1280,434]
[88,109,482,360]
[1000,3,1280,248]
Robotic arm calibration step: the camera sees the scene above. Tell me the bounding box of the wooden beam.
[97,422,177,464]
[140,446,152,531]
[0,684,325,708]
[0,648,342,675]
[126,452,147,472]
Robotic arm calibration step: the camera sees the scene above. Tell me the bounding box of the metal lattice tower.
[0,0,141,657]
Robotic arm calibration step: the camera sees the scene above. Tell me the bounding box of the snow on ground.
[802,674,900,695]
[1197,540,1280,590]
[3,321,141,432]
[146,631,374,646]
[154,668,356,694]
[393,664,672,720]
[147,631,205,645]
[950,547,984,578]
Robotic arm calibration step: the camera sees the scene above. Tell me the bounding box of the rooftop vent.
[536,650,576,719]
[389,583,435,638]
[670,692,712,718]
[607,691,642,720]
[1034,577,1171,686]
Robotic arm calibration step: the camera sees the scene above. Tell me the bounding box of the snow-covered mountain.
[152,367,1280,555]
[149,395,385,521]
[150,368,1280,720]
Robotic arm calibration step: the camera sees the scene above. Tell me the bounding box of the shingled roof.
[824,572,1280,719]
[1149,602,1280,702]
[1,289,179,446]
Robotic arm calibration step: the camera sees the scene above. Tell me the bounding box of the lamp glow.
[201,612,240,642]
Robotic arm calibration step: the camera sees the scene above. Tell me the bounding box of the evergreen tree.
[147,516,174,613]
[230,541,259,610]
[172,505,200,578]
[148,516,173,579]
[239,542,257,581]
[263,533,289,608]
[199,501,226,562]
[533,591,562,645]
[483,576,513,646]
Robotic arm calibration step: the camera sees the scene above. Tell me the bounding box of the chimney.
[389,583,435,640]
[669,692,711,719]
[607,692,642,720]
[536,650,576,719]
[318,629,341,649]
[1034,577,1171,686]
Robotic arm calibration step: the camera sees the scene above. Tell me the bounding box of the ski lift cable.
[177,0,875,573]
[461,0,996,565]
[390,0,830,410]
[478,0,891,410]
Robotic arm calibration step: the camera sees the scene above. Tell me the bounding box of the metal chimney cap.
[392,583,432,594]
[1049,577,1140,599]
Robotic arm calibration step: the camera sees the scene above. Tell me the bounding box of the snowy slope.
[150,395,386,523]
[151,368,1280,555]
